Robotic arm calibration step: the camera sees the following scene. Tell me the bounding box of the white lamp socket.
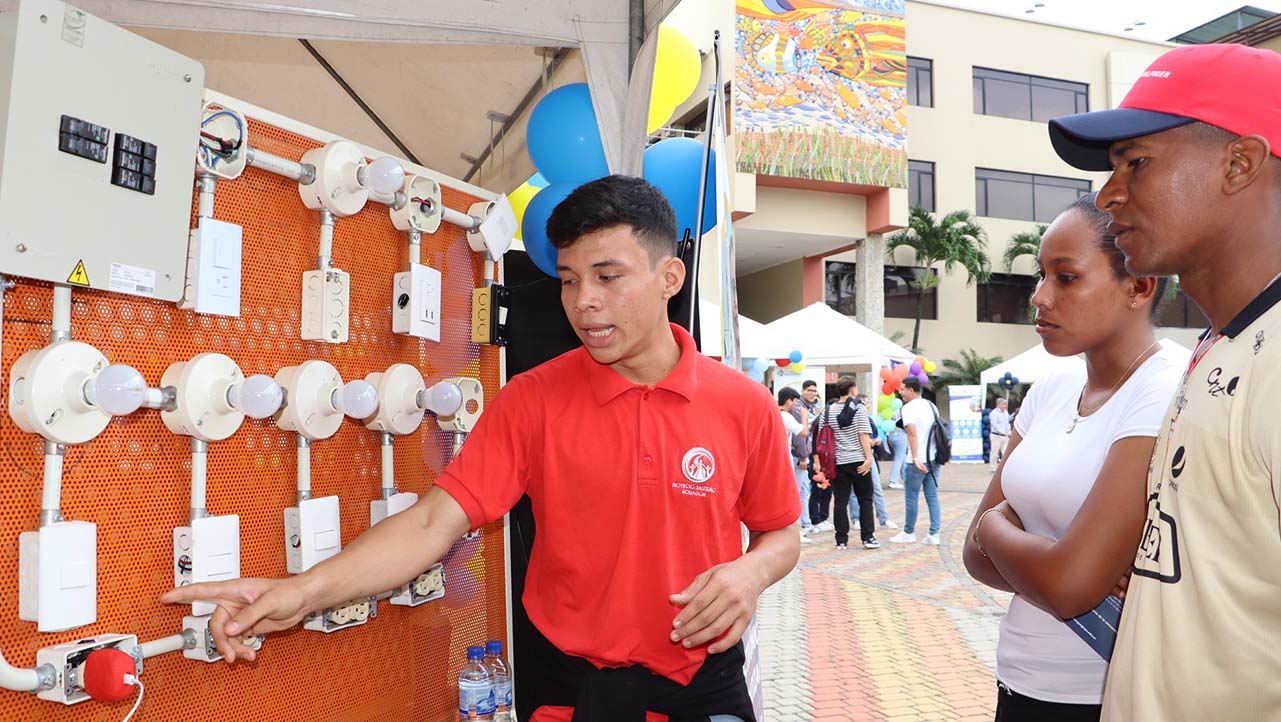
[364,364,426,436]
[8,342,111,445]
[284,496,342,574]
[275,360,347,441]
[19,521,97,632]
[437,377,485,433]
[297,140,369,217]
[173,514,240,616]
[160,353,250,442]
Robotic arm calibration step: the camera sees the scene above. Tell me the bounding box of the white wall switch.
[284,495,341,574]
[19,521,97,632]
[391,262,441,342]
[369,491,419,528]
[174,515,240,616]
[300,268,350,343]
[180,217,242,316]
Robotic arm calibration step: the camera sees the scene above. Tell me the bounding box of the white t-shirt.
[780,409,803,437]
[995,347,1182,704]
[900,397,936,464]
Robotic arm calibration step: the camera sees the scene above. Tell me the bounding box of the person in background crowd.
[886,409,908,491]
[805,382,835,534]
[855,393,897,531]
[814,376,879,550]
[989,397,1012,472]
[780,386,813,546]
[889,377,942,546]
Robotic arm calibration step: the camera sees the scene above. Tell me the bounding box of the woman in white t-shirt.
[962,193,1183,721]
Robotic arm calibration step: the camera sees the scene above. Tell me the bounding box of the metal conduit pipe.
[245,146,315,185]
[39,441,65,527]
[190,439,209,521]
[380,432,395,500]
[297,436,312,503]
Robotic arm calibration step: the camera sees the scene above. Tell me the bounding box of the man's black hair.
[546,175,678,267]
[901,377,922,394]
[778,386,801,405]
[835,375,857,397]
[801,380,817,391]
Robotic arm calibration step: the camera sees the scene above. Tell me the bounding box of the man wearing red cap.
[1050,43,1281,720]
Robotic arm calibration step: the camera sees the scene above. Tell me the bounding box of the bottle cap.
[466,645,485,660]
[485,640,503,655]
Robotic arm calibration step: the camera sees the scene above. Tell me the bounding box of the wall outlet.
[391,262,441,342]
[303,597,375,633]
[390,563,445,608]
[300,268,350,343]
[180,217,242,316]
[284,496,341,574]
[173,514,240,616]
[36,634,138,705]
[19,521,97,632]
[182,614,262,663]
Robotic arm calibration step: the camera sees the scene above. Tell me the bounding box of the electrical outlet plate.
[284,495,341,574]
[8,341,112,445]
[182,614,262,663]
[274,360,345,440]
[363,364,425,436]
[36,633,139,705]
[465,196,517,258]
[391,175,441,233]
[369,491,418,528]
[300,268,350,344]
[390,562,445,607]
[179,217,242,316]
[173,514,240,616]
[391,262,442,342]
[303,596,376,633]
[19,521,97,632]
[437,377,484,433]
[160,352,246,442]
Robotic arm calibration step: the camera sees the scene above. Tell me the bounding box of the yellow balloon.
[924,360,937,373]
[647,100,675,134]
[651,25,701,112]
[789,361,805,373]
[507,182,540,241]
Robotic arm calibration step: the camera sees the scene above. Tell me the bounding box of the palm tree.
[1003,224,1047,271]
[887,206,991,352]
[931,348,1004,389]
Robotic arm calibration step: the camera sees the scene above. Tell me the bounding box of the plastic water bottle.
[484,640,514,722]
[458,645,495,721]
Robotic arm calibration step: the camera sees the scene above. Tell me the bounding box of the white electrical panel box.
[391,262,442,341]
[370,491,418,528]
[19,521,97,632]
[301,268,350,344]
[174,514,240,616]
[0,0,203,301]
[36,633,139,705]
[180,217,242,316]
[284,495,341,574]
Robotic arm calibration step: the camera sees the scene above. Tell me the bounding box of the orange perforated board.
[0,118,506,721]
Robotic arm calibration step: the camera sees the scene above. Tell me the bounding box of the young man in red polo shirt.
[162,175,801,721]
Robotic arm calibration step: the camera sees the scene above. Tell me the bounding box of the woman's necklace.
[1066,339,1160,434]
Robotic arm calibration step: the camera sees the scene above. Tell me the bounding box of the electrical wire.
[198,109,245,173]
[121,677,143,722]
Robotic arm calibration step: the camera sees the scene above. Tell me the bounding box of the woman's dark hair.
[1066,192,1168,318]
[546,175,678,267]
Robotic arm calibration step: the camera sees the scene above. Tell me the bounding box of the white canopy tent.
[698,300,787,360]
[980,338,1191,387]
[763,303,916,367]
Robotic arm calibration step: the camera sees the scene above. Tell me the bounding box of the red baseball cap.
[1049,43,1281,171]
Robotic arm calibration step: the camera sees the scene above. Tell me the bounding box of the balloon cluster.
[874,356,935,434]
[998,371,1020,391]
[515,25,711,278]
[742,350,804,382]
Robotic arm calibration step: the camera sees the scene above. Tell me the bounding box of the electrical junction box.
[179,217,242,316]
[284,495,341,574]
[304,596,375,634]
[19,520,96,632]
[370,491,417,528]
[390,562,445,608]
[392,262,442,341]
[173,514,240,617]
[301,268,350,343]
[36,633,139,705]
[183,614,262,663]
[466,196,517,258]
[0,0,202,301]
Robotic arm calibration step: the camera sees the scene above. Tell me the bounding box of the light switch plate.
[284,496,341,574]
[19,521,97,632]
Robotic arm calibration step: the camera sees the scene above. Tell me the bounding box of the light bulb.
[339,380,378,419]
[365,156,405,194]
[229,374,283,419]
[92,364,146,416]
[422,381,463,417]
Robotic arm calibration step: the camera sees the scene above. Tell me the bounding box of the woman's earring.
[1131,301,1138,309]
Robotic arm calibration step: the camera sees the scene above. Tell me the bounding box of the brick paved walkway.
[757,463,1012,722]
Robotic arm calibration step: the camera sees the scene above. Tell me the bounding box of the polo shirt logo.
[1205,367,1238,397]
[681,447,716,483]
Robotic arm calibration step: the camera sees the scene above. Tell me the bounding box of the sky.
[932,0,1281,43]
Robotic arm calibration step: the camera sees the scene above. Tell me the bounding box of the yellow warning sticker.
[66,260,90,286]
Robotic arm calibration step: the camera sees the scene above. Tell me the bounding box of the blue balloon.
[527,84,609,185]
[643,137,717,240]
[527,172,549,189]
[751,357,769,373]
[521,182,577,278]
[788,350,802,364]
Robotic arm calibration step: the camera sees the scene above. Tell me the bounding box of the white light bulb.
[366,157,405,194]
[339,380,378,419]
[229,374,283,419]
[423,381,463,417]
[92,364,147,416]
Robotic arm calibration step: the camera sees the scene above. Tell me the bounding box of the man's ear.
[660,256,686,301]
[1223,135,1271,196]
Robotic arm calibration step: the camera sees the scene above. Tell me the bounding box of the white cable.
[121,676,143,722]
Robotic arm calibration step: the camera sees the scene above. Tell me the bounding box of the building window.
[1154,286,1210,329]
[1172,7,1274,44]
[975,168,1091,223]
[972,67,1088,122]
[825,262,938,320]
[908,57,933,108]
[908,160,935,212]
[977,273,1036,324]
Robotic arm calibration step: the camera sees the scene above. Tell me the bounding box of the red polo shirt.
[436,323,799,688]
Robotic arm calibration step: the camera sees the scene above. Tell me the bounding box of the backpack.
[928,402,952,466]
[812,402,839,474]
